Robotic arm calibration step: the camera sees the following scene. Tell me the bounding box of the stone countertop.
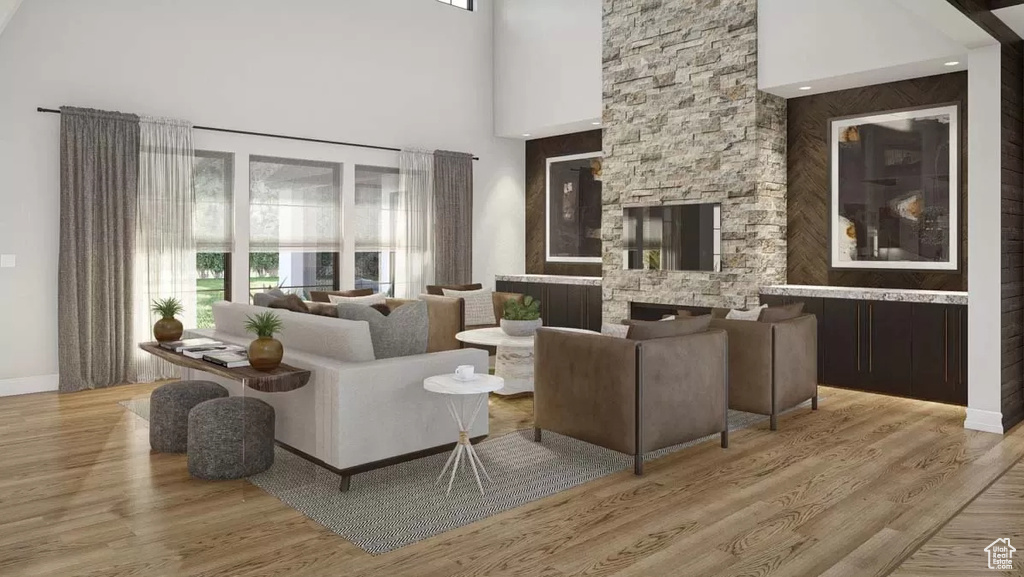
[495,274,602,287]
[760,284,967,306]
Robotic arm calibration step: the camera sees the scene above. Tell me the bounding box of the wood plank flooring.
[0,384,1021,576]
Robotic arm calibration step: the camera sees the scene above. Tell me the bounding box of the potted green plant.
[500,295,542,337]
[244,311,285,371]
[151,297,185,342]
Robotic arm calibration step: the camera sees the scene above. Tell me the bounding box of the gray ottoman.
[187,397,275,480]
[149,380,228,453]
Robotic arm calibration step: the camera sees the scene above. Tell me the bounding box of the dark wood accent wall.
[787,73,969,291]
[1001,42,1024,431]
[525,130,602,277]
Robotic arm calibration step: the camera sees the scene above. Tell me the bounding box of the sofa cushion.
[309,289,374,303]
[267,294,310,314]
[624,315,712,340]
[335,301,429,359]
[328,292,387,306]
[212,302,374,362]
[426,283,482,296]
[370,303,391,316]
[758,302,805,323]
[442,288,496,326]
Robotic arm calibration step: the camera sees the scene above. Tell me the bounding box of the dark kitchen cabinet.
[911,303,967,405]
[760,293,967,406]
[864,301,913,397]
[495,279,602,331]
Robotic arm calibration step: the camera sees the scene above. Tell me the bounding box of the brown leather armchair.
[425,284,523,330]
[709,314,818,430]
[533,327,729,475]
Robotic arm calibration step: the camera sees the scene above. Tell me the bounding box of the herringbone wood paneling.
[787,73,968,290]
[525,130,603,277]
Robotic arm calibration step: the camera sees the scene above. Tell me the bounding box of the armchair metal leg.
[634,454,643,476]
[770,414,778,431]
[721,430,729,448]
[533,427,542,442]
[339,475,351,492]
[812,395,819,410]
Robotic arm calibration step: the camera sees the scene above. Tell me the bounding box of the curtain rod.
[36,107,479,160]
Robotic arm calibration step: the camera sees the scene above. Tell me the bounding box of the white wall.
[0,0,524,391]
[493,0,601,139]
[965,45,1005,434]
[0,0,20,38]
[758,0,982,98]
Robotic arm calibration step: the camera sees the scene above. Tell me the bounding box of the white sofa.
[185,301,489,481]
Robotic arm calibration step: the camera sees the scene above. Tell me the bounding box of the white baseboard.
[964,408,1004,434]
[0,374,59,397]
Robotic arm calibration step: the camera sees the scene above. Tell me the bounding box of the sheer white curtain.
[394,150,435,298]
[131,117,197,382]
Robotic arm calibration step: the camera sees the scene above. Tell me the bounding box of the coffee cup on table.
[455,365,475,380]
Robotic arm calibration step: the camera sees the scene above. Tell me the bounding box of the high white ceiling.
[993,5,1024,38]
[759,0,995,99]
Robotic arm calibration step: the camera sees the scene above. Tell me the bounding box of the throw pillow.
[725,304,767,321]
[335,301,428,359]
[306,302,339,317]
[758,302,805,323]
[442,287,496,326]
[309,288,373,303]
[253,288,286,307]
[426,283,483,296]
[601,322,631,338]
[370,303,391,316]
[624,315,712,340]
[328,292,387,306]
[267,294,310,314]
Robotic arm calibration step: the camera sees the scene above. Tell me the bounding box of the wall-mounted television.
[623,203,721,272]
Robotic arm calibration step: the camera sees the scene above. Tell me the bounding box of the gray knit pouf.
[187,397,276,480]
[149,380,228,453]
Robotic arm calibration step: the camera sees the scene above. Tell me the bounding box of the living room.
[1,0,1024,575]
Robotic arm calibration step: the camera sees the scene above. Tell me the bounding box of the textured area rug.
[121,397,811,554]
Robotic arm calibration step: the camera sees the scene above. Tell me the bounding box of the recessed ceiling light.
[944,61,960,66]
[522,133,531,137]
[798,86,812,91]
[591,121,601,125]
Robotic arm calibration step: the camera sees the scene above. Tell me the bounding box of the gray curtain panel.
[59,107,140,392]
[433,150,473,284]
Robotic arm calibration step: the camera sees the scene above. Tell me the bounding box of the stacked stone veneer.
[602,0,787,321]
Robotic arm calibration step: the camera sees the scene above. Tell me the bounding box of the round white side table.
[455,327,596,396]
[424,373,504,495]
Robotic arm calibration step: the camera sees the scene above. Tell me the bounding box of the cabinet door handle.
[944,309,948,383]
[868,303,873,372]
[856,304,861,372]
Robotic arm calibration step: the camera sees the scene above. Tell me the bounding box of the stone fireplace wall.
[601,0,787,321]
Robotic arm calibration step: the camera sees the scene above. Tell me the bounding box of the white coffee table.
[455,327,596,396]
[424,373,504,495]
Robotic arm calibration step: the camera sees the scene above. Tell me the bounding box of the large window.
[194,151,234,328]
[436,0,473,10]
[354,166,399,297]
[249,156,342,300]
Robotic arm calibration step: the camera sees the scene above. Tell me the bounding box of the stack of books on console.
[159,338,250,368]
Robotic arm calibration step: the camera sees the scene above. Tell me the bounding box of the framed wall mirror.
[546,152,603,263]
[829,104,959,271]
[622,203,722,272]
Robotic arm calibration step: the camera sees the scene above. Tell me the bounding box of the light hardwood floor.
[0,383,1021,577]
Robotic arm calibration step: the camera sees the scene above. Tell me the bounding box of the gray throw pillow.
[335,301,429,359]
[253,288,286,307]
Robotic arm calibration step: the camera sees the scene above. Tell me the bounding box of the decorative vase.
[248,337,284,371]
[500,318,543,337]
[153,317,183,342]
